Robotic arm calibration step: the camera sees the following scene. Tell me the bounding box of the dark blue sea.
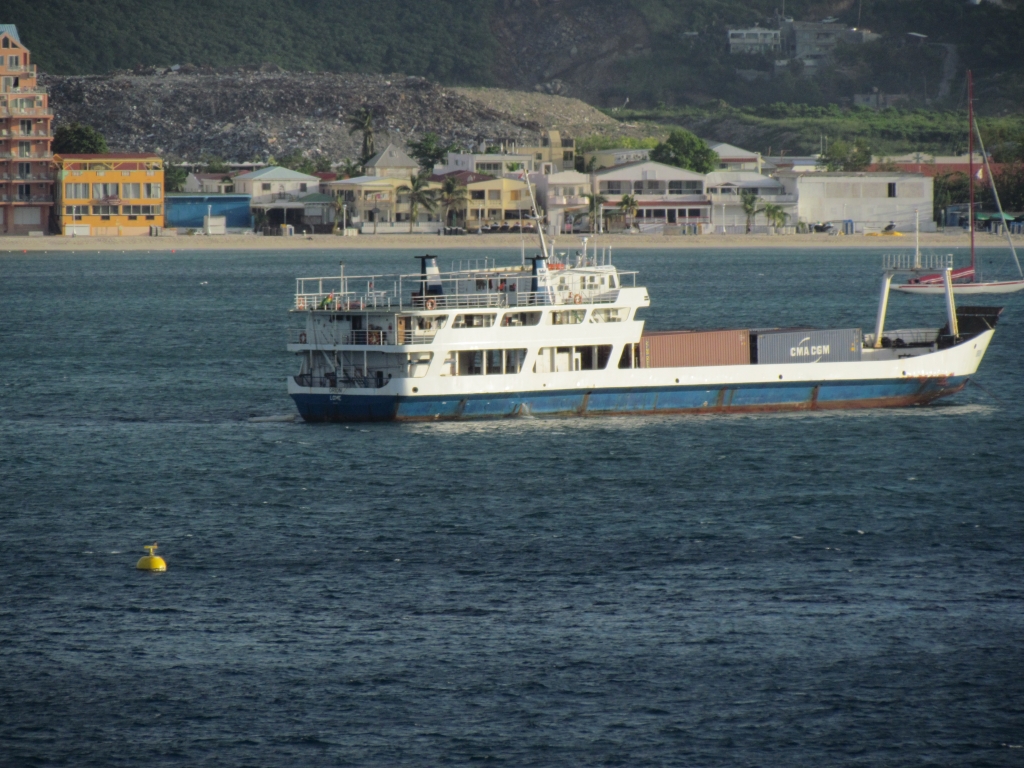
[1,246,1022,767]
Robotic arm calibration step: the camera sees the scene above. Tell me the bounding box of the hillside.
[43,70,634,162]
[8,0,1024,110]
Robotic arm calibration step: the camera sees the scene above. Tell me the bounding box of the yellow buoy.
[136,543,167,572]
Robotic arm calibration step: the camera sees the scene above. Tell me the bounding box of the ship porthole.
[778,375,783,380]
[412,387,419,393]
[675,378,679,383]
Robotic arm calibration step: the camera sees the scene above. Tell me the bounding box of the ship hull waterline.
[290,375,969,423]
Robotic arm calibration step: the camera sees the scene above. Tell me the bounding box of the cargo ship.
[286,245,1003,422]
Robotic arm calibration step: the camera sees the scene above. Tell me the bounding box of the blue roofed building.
[165,194,253,230]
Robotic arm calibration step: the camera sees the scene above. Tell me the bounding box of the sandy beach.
[2,230,1019,253]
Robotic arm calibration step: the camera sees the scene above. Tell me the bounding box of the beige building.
[445,171,534,229]
[582,147,651,171]
[530,170,591,234]
[777,171,935,232]
[507,130,576,172]
[324,175,442,233]
[364,144,419,179]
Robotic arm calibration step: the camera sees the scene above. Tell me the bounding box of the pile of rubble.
[42,70,549,163]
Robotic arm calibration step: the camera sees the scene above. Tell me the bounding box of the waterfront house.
[233,165,322,228]
[529,170,591,234]
[777,171,935,232]
[595,161,710,232]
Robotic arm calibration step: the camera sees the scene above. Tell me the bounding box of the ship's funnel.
[414,255,444,298]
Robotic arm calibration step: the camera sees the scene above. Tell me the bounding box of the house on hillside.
[727,27,782,55]
[595,161,710,232]
[364,144,419,179]
[709,142,764,173]
[582,148,650,171]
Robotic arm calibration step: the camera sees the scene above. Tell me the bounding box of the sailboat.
[893,70,1024,295]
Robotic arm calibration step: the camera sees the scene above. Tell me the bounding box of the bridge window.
[453,313,496,328]
[501,311,541,326]
[551,310,586,325]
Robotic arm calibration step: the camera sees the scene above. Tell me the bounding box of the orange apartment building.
[0,24,53,235]
[54,153,165,235]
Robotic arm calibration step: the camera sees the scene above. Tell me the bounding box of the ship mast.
[968,70,976,281]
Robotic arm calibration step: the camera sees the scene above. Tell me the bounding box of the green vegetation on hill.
[6,0,496,83]
[602,103,1024,160]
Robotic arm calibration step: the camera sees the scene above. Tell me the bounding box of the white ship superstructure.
[286,246,1003,422]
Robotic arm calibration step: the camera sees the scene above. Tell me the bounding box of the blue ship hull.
[291,376,969,423]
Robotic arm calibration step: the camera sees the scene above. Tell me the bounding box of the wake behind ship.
[285,246,1003,422]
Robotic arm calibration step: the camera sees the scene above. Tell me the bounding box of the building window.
[122,183,140,199]
[509,191,521,201]
[144,183,161,199]
[888,182,897,198]
[471,190,485,200]
[18,141,30,157]
[17,162,30,179]
[563,151,573,162]
[65,205,88,220]
[92,183,119,199]
[20,119,31,135]
[300,183,308,192]
[262,183,271,191]
[64,182,88,199]
[16,183,30,201]
[487,190,501,200]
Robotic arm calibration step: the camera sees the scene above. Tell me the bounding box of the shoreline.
[2,231,1020,253]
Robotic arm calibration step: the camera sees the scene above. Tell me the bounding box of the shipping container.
[639,329,750,368]
[756,328,862,365]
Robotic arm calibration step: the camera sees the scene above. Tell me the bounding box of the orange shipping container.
[640,329,750,368]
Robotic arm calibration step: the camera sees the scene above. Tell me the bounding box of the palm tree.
[618,193,639,231]
[740,190,761,234]
[438,176,468,228]
[762,202,787,230]
[400,172,437,233]
[585,192,608,233]
[253,208,268,232]
[346,107,376,164]
[339,158,362,179]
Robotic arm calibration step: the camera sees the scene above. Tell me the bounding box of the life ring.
[298,331,307,344]
[573,293,583,305]
[425,298,437,310]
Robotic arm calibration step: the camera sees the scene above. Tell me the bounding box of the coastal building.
[865,153,1000,177]
[233,165,322,228]
[582,147,650,171]
[727,27,782,55]
[503,130,576,173]
[431,170,534,230]
[435,151,539,176]
[165,193,253,231]
[183,170,242,194]
[709,142,764,173]
[364,144,419,179]
[324,175,442,233]
[704,171,797,232]
[777,171,935,232]
[0,24,53,235]
[595,160,710,232]
[529,169,591,234]
[54,153,164,236]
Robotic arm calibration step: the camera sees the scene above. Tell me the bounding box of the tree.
[164,164,187,192]
[276,149,315,175]
[331,195,349,233]
[618,193,639,230]
[53,122,108,154]
[437,176,468,227]
[399,171,437,233]
[585,191,608,233]
[407,132,458,172]
[347,107,377,164]
[740,190,760,233]
[203,156,230,173]
[649,129,718,173]
[314,156,334,173]
[253,208,268,232]
[339,158,362,178]
[762,202,788,229]
[817,138,872,172]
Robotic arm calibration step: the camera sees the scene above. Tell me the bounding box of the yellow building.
[439,172,533,229]
[54,153,164,236]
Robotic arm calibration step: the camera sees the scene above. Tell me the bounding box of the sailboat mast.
[968,70,976,279]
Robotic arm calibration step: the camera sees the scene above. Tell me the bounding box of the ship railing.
[289,328,437,346]
[882,253,954,271]
[292,373,388,389]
